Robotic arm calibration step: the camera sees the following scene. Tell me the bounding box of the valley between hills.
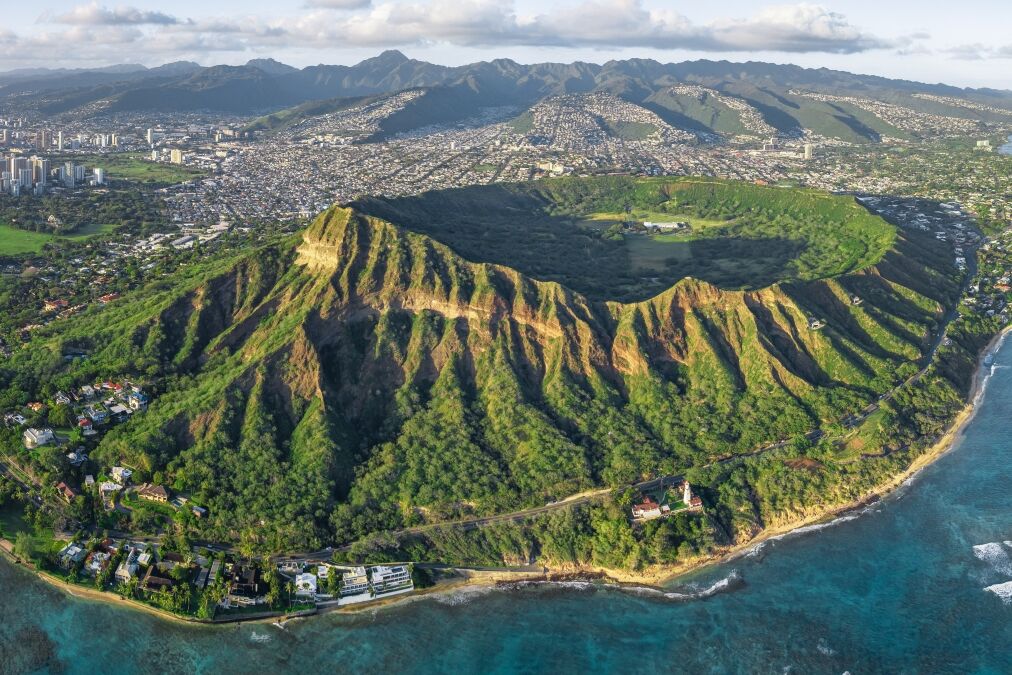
[1,176,1000,585]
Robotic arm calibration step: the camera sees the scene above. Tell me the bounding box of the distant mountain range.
[4,51,1012,142]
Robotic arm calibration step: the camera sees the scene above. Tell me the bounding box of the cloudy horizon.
[1,1,1009,89]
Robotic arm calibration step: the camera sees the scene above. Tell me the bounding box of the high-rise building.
[31,157,50,185]
[37,130,51,149]
[170,149,183,165]
[0,129,8,144]
[57,131,64,151]
[93,168,106,185]
[111,134,119,147]
[63,161,76,188]
[803,143,814,160]
[146,128,155,145]
[11,156,29,184]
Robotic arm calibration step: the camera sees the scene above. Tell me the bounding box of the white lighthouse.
[682,481,694,506]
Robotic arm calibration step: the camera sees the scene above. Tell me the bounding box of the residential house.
[140,566,174,594]
[54,391,72,406]
[631,497,670,521]
[339,567,370,597]
[278,560,303,575]
[57,542,87,569]
[295,572,318,599]
[83,550,112,577]
[84,404,107,424]
[111,466,133,484]
[115,548,140,583]
[77,417,94,434]
[66,449,87,466]
[126,391,149,410]
[23,427,55,449]
[43,299,69,313]
[55,481,79,502]
[136,483,170,503]
[223,564,263,607]
[99,481,122,510]
[370,565,413,594]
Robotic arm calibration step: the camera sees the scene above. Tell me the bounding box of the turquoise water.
[3,346,1012,674]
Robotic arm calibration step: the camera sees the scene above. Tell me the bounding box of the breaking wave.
[973,543,1012,576]
[984,581,1012,604]
[432,585,495,606]
[768,511,866,543]
[499,580,596,593]
[616,570,744,602]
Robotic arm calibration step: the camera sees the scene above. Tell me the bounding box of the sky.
[1,1,1010,89]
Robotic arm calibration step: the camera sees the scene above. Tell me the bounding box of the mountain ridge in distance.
[9,51,1011,144]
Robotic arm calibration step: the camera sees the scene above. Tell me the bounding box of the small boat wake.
[249,631,272,644]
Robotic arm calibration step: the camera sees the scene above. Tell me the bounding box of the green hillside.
[0,178,964,559]
[355,177,898,300]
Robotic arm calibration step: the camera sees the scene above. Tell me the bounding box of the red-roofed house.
[55,481,79,502]
[631,497,670,521]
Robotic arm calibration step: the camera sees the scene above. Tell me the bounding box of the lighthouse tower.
[682,481,693,506]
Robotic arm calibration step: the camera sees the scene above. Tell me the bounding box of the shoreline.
[2,326,1008,620]
[595,324,1012,587]
[598,324,1011,587]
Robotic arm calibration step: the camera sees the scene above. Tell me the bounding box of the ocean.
[2,343,1012,674]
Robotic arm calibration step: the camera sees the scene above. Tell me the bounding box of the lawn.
[51,153,205,186]
[0,222,118,255]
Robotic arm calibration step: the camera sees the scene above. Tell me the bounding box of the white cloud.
[303,0,373,9]
[46,2,180,26]
[0,1,917,69]
[945,43,1012,60]
[287,0,891,53]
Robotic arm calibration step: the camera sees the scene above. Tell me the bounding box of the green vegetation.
[50,153,205,186]
[356,176,897,300]
[0,177,971,572]
[600,120,657,140]
[243,95,382,134]
[508,111,535,134]
[0,189,165,243]
[0,222,118,255]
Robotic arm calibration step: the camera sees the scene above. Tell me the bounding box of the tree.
[13,531,35,561]
[48,404,75,428]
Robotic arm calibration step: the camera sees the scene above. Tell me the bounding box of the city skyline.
[0,1,1010,89]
